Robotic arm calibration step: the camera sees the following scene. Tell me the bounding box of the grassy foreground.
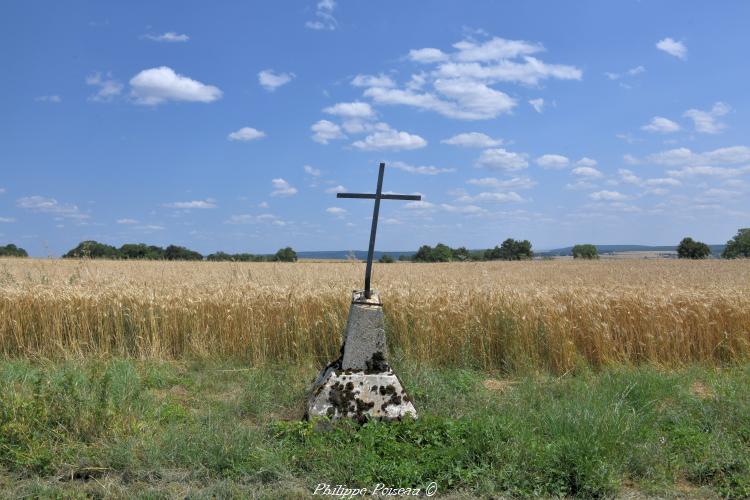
[1,360,749,498]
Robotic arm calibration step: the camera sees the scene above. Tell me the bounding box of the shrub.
[274,247,297,262]
[677,237,711,259]
[164,245,203,261]
[486,239,533,261]
[572,244,599,260]
[63,241,120,259]
[379,254,395,263]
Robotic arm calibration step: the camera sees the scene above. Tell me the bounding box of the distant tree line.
[0,244,28,257]
[61,241,297,262]
[400,239,534,262]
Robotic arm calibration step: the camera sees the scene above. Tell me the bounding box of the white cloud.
[439,204,487,214]
[86,72,123,102]
[535,154,569,170]
[228,127,266,141]
[605,65,645,80]
[129,66,222,105]
[528,98,544,113]
[143,32,189,42]
[258,201,269,208]
[35,95,61,103]
[405,200,436,210]
[576,157,598,167]
[226,213,284,225]
[589,190,629,201]
[311,120,346,144]
[16,196,88,219]
[136,225,165,231]
[325,185,347,194]
[353,35,580,122]
[323,101,374,118]
[434,57,581,86]
[0,217,15,223]
[326,207,346,215]
[641,116,681,133]
[164,199,217,209]
[647,146,750,166]
[452,37,544,61]
[644,177,681,187]
[441,132,503,148]
[408,48,448,63]
[572,166,603,178]
[683,102,730,134]
[304,165,321,176]
[667,166,747,179]
[116,218,138,224]
[656,38,687,60]
[365,79,516,120]
[477,148,529,171]
[271,178,297,197]
[351,125,426,151]
[456,191,524,203]
[351,74,395,88]
[390,161,455,175]
[466,176,536,190]
[258,70,294,91]
[306,0,337,30]
[618,169,642,185]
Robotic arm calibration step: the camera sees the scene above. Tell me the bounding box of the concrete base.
[305,290,417,422]
[306,365,417,422]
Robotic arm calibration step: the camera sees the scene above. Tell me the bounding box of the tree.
[484,246,501,261]
[432,243,453,262]
[379,254,394,263]
[0,244,28,257]
[164,245,203,261]
[491,238,533,260]
[572,244,599,260]
[677,237,711,259]
[414,245,434,262]
[722,228,750,259]
[452,246,470,261]
[119,243,165,260]
[64,240,120,259]
[274,247,297,262]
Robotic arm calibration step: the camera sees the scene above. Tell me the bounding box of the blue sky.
[2,1,749,256]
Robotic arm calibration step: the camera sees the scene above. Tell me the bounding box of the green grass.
[0,360,748,498]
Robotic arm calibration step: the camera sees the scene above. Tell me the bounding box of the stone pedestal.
[306,291,417,422]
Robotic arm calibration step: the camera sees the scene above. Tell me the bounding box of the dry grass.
[0,258,749,373]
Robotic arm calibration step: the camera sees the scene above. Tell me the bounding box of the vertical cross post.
[363,163,386,298]
[336,162,421,300]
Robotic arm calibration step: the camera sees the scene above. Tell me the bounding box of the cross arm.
[337,193,422,201]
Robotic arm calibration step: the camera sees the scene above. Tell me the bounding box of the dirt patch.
[690,381,714,400]
[482,379,516,393]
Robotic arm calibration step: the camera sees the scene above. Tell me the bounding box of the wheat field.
[0,257,748,373]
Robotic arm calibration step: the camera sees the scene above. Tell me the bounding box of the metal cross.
[337,162,421,299]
